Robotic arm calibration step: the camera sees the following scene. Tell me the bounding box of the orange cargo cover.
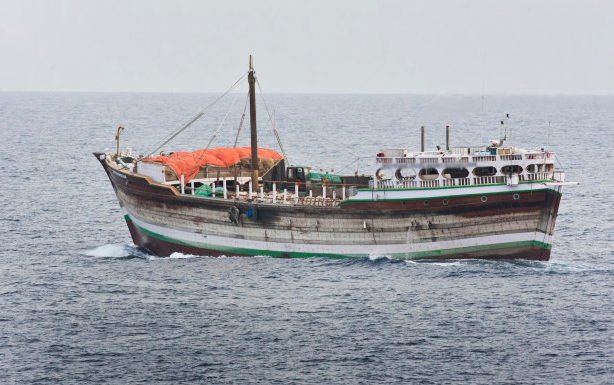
[144,146,282,182]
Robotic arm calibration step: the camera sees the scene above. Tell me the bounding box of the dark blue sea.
[1,92,613,384]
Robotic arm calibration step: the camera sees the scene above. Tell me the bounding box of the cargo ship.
[95,57,576,260]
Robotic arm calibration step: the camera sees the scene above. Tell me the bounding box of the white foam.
[430,261,464,266]
[85,244,132,258]
[168,252,204,259]
[84,244,155,259]
[368,254,393,261]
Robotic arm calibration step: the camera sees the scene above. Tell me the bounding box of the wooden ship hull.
[96,153,562,261]
[95,56,574,261]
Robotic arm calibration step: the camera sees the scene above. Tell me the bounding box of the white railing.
[420,180,440,188]
[398,180,420,189]
[500,154,523,161]
[526,172,553,181]
[473,155,497,162]
[442,178,471,187]
[442,157,460,163]
[526,153,545,160]
[419,157,439,164]
[474,176,505,185]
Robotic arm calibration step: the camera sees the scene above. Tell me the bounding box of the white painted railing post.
[249,182,252,200]
[332,190,336,200]
[236,184,239,200]
[223,178,227,199]
[283,189,287,204]
[323,186,327,199]
[260,186,264,201]
[180,174,185,194]
[342,186,346,200]
[309,190,313,198]
[190,180,194,195]
[294,184,299,204]
[273,183,277,203]
[212,182,216,197]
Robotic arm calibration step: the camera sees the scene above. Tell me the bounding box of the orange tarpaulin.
[144,146,282,182]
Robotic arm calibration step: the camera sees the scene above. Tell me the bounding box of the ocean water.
[1,92,613,384]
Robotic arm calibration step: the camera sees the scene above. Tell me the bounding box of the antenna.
[500,120,504,143]
[546,121,551,150]
[480,61,486,147]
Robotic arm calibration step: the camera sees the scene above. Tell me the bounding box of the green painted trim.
[361,179,553,193]
[519,179,552,184]
[123,214,551,259]
[340,188,556,204]
[360,183,507,192]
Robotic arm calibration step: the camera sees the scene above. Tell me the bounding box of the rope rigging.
[233,92,250,148]
[256,78,288,162]
[143,71,248,158]
[184,86,244,182]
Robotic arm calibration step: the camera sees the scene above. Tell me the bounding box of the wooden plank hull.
[96,153,562,261]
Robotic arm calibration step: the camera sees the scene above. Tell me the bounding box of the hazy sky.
[1,0,612,94]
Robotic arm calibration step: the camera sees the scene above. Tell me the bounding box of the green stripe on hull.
[124,215,551,259]
[341,187,560,204]
[361,180,554,193]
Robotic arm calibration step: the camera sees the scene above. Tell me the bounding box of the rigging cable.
[144,71,248,158]
[256,78,288,162]
[183,88,243,182]
[233,91,250,147]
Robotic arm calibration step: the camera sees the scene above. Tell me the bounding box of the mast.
[248,55,259,192]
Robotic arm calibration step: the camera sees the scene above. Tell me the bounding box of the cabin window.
[473,166,497,177]
[288,168,295,180]
[419,168,439,180]
[395,168,416,180]
[526,164,541,173]
[442,168,469,179]
[545,164,554,172]
[500,165,523,175]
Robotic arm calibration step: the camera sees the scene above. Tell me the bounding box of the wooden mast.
[248,55,259,192]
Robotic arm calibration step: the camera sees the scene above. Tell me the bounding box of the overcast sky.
[1,0,612,94]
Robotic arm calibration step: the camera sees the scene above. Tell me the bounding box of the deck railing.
[500,154,523,161]
[170,172,555,207]
[526,172,553,181]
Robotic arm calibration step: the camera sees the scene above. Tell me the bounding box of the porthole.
[481,196,488,203]
[513,193,520,200]
[402,201,406,205]
[424,200,429,206]
[443,199,449,206]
